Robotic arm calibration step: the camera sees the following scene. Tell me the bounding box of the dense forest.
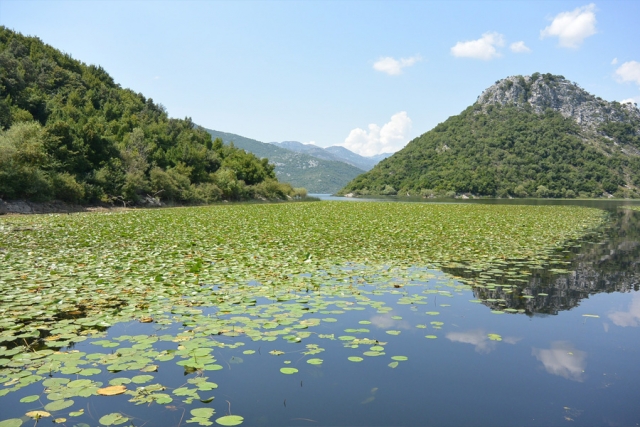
[0,27,304,204]
[340,102,640,199]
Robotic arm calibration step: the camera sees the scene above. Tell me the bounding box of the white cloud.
[451,32,504,61]
[611,57,618,65]
[510,41,531,53]
[341,111,412,156]
[608,293,640,327]
[615,61,640,87]
[540,4,597,48]
[532,341,587,382]
[451,32,505,60]
[373,56,421,75]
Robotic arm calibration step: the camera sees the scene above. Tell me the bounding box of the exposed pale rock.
[477,74,640,132]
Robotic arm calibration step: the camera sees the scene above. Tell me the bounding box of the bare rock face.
[476,73,640,132]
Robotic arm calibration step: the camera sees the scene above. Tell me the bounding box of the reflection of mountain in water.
[445,209,640,315]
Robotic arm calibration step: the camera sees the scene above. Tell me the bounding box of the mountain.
[323,146,392,171]
[204,129,365,193]
[339,73,640,198]
[270,141,389,171]
[0,27,302,205]
[271,141,342,163]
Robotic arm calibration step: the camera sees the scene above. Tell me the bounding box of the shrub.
[51,172,85,203]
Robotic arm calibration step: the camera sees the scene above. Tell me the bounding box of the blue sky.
[2,1,639,155]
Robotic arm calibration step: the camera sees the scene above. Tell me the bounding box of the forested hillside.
[205,129,365,193]
[0,27,301,204]
[340,74,640,199]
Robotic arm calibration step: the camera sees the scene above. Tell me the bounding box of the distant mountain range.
[270,141,391,171]
[204,129,389,193]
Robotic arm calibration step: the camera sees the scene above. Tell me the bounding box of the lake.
[1,199,639,426]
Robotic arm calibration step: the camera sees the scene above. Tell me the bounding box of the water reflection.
[445,209,640,316]
[446,330,497,353]
[369,314,410,330]
[532,341,587,382]
[608,293,640,327]
[446,329,521,353]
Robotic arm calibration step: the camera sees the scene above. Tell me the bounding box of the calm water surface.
[2,198,640,426]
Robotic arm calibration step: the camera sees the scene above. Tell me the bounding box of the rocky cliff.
[477,73,640,132]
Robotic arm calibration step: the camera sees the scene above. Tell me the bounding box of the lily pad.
[97,385,127,396]
[26,411,51,419]
[215,415,244,426]
[280,367,298,374]
[131,375,154,384]
[44,400,74,412]
[98,413,129,426]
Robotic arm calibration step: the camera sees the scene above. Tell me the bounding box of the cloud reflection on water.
[446,329,521,354]
[608,293,640,327]
[369,314,411,330]
[446,330,496,353]
[532,341,587,382]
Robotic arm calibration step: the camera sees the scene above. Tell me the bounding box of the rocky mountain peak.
[476,73,640,131]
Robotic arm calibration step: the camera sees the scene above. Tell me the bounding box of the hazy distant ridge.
[270,141,390,171]
[204,129,366,193]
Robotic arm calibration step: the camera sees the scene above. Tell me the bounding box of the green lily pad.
[67,379,92,388]
[131,375,154,384]
[99,413,129,426]
[306,358,323,365]
[348,356,364,362]
[44,399,74,412]
[191,408,215,418]
[215,415,244,426]
[19,395,40,403]
[280,367,298,374]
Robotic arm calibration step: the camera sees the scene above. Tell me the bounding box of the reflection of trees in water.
[446,209,640,315]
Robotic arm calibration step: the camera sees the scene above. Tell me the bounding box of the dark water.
[2,199,640,427]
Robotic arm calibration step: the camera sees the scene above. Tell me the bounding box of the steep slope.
[204,129,365,193]
[0,27,297,204]
[340,73,640,198]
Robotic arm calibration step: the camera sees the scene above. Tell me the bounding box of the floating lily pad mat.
[3,201,640,426]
